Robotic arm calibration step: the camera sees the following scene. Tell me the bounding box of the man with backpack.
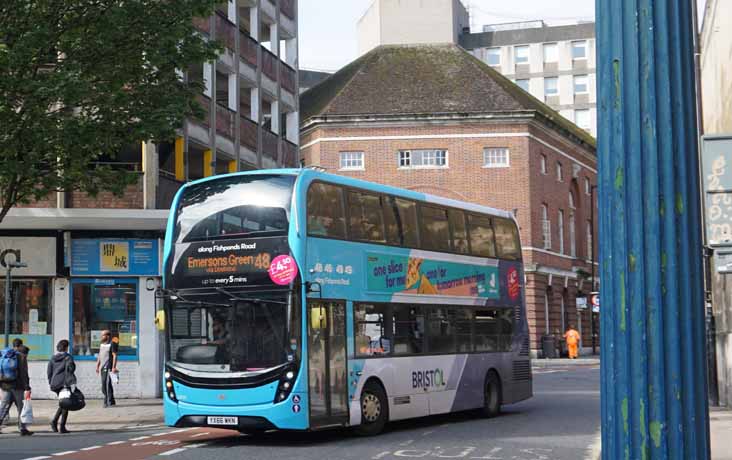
[0,338,33,436]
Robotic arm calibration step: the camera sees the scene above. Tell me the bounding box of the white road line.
[422,430,434,437]
[158,442,208,456]
[129,436,151,441]
[126,424,162,429]
[52,452,77,457]
[169,429,189,434]
[189,432,210,438]
[22,456,51,460]
[81,446,102,451]
[399,440,414,447]
[372,452,391,460]
[107,441,126,445]
[152,431,173,436]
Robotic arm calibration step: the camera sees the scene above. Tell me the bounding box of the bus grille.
[513,360,532,381]
[519,336,530,357]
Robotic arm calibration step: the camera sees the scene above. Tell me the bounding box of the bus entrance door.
[307,300,348,428]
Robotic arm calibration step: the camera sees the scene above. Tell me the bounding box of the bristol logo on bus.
[412,368,446,389]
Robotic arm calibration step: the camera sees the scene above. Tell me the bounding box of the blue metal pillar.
[597,0,711,459]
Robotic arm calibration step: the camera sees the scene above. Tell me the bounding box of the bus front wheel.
[481,371,502,418]
[355,381,388,436]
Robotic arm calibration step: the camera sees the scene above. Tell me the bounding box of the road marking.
[22,457,51,460]
[125,424,162,429]
[399,440,415,447]
[81,446,102,451]
[190,432,210,438]
[372,452,391,459]
[422,431,434,437]
[52,452,77,457]
[129,436,150,441]
[158,442,208,456]
[152,431,173,436]
[169,429,190,434]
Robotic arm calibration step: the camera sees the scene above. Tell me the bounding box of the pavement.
[711,407,732,460]
[1,398,163,432]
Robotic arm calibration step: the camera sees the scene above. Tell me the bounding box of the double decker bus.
[161,169,532,435]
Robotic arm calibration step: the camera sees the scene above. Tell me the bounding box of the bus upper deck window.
[307,182,346,238]
[494,218,521,260]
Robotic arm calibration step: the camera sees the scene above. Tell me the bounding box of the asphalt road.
[0,366,601,460]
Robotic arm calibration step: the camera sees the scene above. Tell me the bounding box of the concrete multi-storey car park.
[300,44,599,356]
[0,0,299,399]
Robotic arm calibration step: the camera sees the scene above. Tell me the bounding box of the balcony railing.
[195,94,211,127]
[240,30,258,67]
[192,16,210,35]
[262,129,279,160]
[280,0,296,19]
[282,139,299,167]
[215,103,236,139]
[280,61,296,94]
[240,115,258,151]
[262,48,278,81]
[215,12,236,50]
[157,173,184,209]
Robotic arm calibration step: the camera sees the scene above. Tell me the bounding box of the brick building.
[0,0,299,399]
[300,44,598,355]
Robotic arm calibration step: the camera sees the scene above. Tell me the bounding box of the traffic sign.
[590,292,600,313]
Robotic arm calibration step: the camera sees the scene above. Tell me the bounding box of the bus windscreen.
[175,174,296,243]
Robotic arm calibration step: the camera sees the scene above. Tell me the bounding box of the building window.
[515,45,529,64]
[558,210,565,254]
[72,280,138,358]
[486,47,501,66]
[540,154,547,174]
[339,151,364,170]
[545,77,559,97]
[575,109,591,131]
[585,177,591,195]
[556,161,563,181]
[569,192,576,210]
[516,79,530,92]
[398,149,447,168]
[0,279,53,361]
[569,213,577,257]
[543,43,558,63]
[574,75,589,94]
[542,204,551,249]
[572,40,588,60]
[483,148,510,168]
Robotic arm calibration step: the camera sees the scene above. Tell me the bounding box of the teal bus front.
[161,171,311,432]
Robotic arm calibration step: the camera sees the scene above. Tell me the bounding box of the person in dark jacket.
[47,340,76,434]
[0,338,33,436]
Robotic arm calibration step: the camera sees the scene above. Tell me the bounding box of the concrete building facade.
[461,21,597,138]
[0,0,299,399]
[300,44,599,355]
[357,0,469,56]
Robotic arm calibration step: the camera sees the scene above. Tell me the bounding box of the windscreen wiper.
[216,288,288,305]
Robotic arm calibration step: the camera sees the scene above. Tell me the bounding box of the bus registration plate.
[207,416,238,426]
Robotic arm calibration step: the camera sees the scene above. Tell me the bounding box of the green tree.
[0,0,220,222]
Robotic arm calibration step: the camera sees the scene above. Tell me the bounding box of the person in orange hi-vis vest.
[564,325,581,359]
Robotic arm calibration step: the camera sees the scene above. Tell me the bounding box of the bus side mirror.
[155,310,166,331]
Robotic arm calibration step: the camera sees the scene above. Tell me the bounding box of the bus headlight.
[274,366,298,403]
[164,369,177,402]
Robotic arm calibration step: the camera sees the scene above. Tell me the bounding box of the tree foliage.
[0,0,219,222]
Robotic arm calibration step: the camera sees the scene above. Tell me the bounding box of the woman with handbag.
[46,340,77,434]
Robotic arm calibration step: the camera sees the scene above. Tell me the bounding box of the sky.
[298,0,708,73]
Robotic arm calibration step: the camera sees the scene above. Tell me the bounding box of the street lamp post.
[590,184,597,355]
[3,260,27,348]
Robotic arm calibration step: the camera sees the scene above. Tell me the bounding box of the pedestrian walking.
[47,340,76,434]
[96,330,118,407]
[564,325,581,360]
[0,338,33,436]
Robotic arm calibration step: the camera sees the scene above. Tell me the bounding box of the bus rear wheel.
[481,372,502,418]
[355,381,388,436]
